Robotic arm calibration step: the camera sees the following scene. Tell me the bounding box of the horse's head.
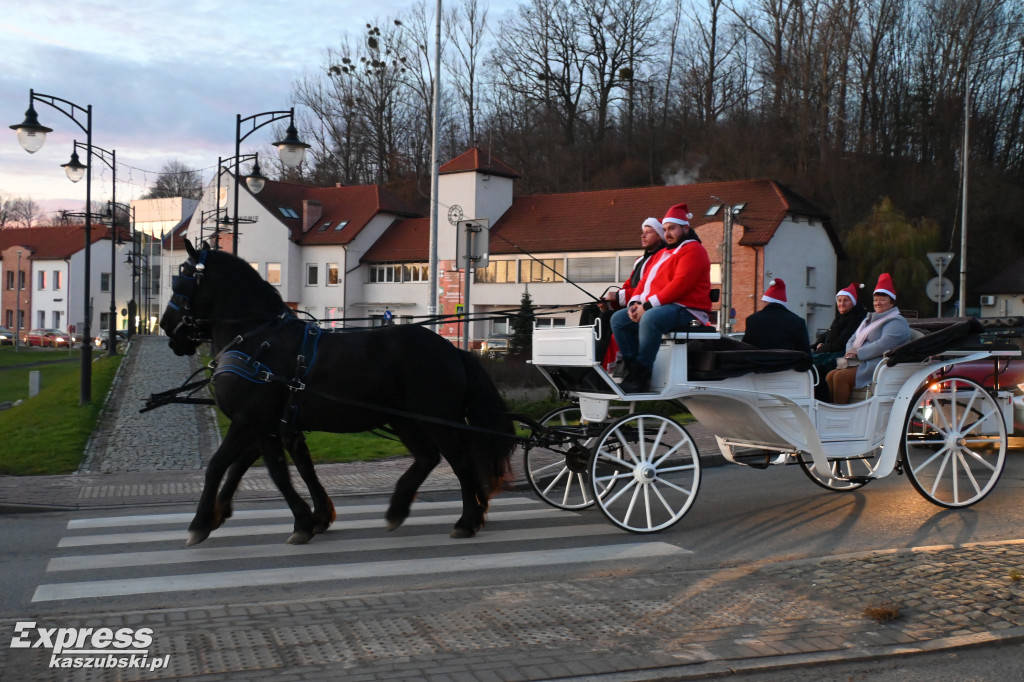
[160,238,211,356]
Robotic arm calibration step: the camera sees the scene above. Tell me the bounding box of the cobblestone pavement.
[3,336,1024,681]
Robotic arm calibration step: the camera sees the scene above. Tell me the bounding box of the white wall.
[762,217,838,336]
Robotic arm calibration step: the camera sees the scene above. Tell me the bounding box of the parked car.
[479,335,510,358]
[93,330,128,349]
[23,328,73,347]
[0,326,13,346]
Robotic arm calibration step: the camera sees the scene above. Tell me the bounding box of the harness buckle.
[258,370,274,383]
[289,379,306,392]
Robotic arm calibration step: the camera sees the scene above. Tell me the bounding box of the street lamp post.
[231,109,309,255]
[68,141,119,356]
[10,89,94,404]
[214,152,265,251]
[15,250,22,353]
[102,200,133,349]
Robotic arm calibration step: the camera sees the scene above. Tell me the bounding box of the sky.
[1,0,516,215]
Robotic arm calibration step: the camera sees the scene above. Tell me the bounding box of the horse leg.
[284,431,336,535]
[386,421,441,532]
[436,429,490,539]
[256,436,319,544]
[214,448,262,528]
[188,422,253,546]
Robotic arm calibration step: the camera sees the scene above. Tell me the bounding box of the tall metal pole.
[958,70,969,318]
[15,250,21,353]
[82,106,93,403]
[427,0,442,325]
[107,150,117,356]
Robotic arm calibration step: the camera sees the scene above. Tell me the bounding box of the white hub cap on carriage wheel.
[901,376,1007,508]
[588,413,701,533]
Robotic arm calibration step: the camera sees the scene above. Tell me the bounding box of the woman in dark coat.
[813,282,867,400]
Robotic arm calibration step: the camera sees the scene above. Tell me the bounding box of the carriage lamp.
[10,88,95,404]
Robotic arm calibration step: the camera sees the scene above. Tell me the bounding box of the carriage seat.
[686,336,812,380]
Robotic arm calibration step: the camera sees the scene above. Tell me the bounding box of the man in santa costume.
[742,277,811,353]
[611,203,712,392]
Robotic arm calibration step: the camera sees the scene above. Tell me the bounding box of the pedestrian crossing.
[35,495,690,603]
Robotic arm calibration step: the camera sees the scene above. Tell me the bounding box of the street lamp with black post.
[214,152,265,251]
[67,140,120,356]
[231,110,309,255]
[10,89,95,404]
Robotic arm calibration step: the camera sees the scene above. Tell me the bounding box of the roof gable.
[439,147,520,178]
[0,223,117,260]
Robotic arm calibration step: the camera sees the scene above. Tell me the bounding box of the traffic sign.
[926,252,955,276]
[926,276,954,303]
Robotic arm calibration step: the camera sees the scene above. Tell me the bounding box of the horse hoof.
[287,531,313,545]
[386,517,405,532]
[312,522,331,535]
[186,530,210,547]
[449,527,475,539]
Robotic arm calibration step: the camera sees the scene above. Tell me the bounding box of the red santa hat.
[874,273,897,300]
[836,282,864,304]
[762,278,787,305]
[641,217,664,240]
[662,203,693,227]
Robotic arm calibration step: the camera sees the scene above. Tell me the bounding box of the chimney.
[302,200,323,232]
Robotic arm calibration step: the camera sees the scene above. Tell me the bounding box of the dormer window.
[318,222,332,232]
[278,207,299,219]
[334,221,349,231]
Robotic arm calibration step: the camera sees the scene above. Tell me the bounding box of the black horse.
[160,239,515,546]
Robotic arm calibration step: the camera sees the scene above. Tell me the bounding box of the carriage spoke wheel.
[526,406,607,510]
[901,376,1007,508]
[589,413,701,533]
[797,451,872,491]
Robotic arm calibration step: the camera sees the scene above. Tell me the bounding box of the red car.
[23,328,73,348]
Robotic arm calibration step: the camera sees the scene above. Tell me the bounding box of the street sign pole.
[926,252,955,317]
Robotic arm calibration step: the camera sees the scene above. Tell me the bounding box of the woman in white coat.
[826,273,912,404]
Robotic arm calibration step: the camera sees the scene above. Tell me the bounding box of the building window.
[327,263,339,286]
[100,273,111,293]
[567,257,616,282]
[37,311,45,328]
[267,263,282,285]
[476,259,516,283]
[54,271,62,290]
[4,310,11,327]
[369,262,427,283]
[38,271,47,290]
[325,306,343,329]
[5,271,12,290]
[100,311,110,331]
[519,258,565,283]
[52,311,61,328]
[534,317,567,328]
[710,264,722,285]
[248,262,259,271]
[18,270,26,290]
[806,266,816,287]
[306,263,318,286]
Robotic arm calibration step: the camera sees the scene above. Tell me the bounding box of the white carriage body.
[532,324,1016,478]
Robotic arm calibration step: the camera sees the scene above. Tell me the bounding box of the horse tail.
[460,350,515,499]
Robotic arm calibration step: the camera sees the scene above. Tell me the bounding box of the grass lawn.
[0,347,122,475]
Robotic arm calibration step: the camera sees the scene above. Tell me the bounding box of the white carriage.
[525,319,1019,533]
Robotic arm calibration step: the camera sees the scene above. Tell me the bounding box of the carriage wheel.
[589,413,701,533]
[901,376,1007,508]
[525,405,630,510]
[796,451,872,491]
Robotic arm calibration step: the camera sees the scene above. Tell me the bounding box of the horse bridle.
[167,248,210,341]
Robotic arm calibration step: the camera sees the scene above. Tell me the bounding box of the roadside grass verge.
[0,351,122,475]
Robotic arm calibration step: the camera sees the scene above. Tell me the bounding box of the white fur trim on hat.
[641,217,665,239]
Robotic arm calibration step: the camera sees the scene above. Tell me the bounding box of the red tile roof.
[0,223,123,260]
[440,147,521,178]
[246,177,420,246]
[361,178,840,262]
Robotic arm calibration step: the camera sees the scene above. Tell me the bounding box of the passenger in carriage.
[593,217,667,368]
[811,282,868,400]
[741,278,811,353]
[825,273,912,404]
[611,203,713,393]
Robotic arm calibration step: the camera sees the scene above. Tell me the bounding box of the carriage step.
[840,475,875,484]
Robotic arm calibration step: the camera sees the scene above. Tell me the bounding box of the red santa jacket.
[629,239,712,312]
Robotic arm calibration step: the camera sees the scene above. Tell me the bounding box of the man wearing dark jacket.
[741,278,811,353]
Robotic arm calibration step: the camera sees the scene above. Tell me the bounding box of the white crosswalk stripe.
[35,495,690,603]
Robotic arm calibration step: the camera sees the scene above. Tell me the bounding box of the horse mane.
[203,249,290,318]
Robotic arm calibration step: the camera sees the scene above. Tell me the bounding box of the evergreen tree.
[509,286,534,360]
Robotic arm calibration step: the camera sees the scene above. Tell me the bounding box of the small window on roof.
[334,220,349,231]
[318,222,332,232]
[705,204,722,216]
[277,207,299,219]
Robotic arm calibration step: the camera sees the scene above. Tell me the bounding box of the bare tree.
[8,197,47,227]
[144,160,203,199]
[445,0,489,147]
